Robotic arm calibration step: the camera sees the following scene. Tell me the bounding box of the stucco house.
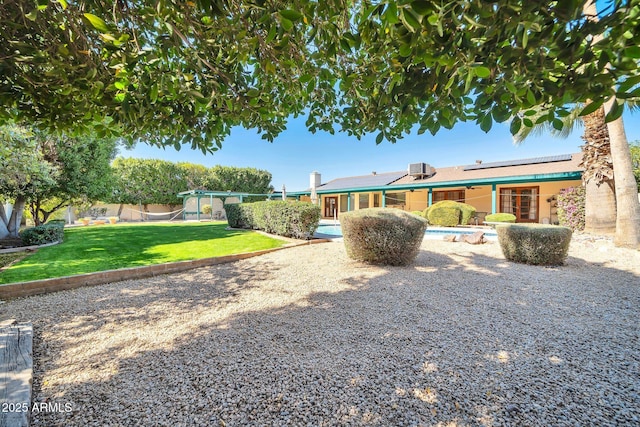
[293,153,583,224]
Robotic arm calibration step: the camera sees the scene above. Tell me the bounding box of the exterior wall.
[316,178,582,222]
[89,204,179,221]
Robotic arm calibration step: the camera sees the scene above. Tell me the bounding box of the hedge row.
[20,221,65,246]
[225,201,321,239]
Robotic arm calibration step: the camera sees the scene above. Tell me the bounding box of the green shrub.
[46,219,66,227]
[201,204,212,215]
[224,201,321,239]
[411,210,425,218]
[20,223,65,246]
[496,224,572,266]
[425,200,476,226]
[427,206,461,227]
[341,208,428,266]
[557,186,585,231]
[485,213,517,223]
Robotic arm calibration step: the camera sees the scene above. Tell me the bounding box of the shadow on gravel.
[5,246,640,426]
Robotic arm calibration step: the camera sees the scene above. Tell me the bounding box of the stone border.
[0,240,61,255]
[0,239,331,301]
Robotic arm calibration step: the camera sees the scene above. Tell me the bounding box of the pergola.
[176,189,304,220]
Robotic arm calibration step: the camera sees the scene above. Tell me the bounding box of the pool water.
[314,224,497,239]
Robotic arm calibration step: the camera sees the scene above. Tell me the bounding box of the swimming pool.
[314,224,497,240]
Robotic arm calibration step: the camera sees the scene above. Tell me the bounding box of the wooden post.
[0,321,33,427]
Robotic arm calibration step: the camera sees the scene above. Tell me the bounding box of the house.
[293,153,583,224]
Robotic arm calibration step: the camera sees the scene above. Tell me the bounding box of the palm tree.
[514,104,617,235]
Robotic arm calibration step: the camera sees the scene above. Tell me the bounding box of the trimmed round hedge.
[341,208,428,266]
[496,224,572,266]
[485,213,516,223]
[424,200,476,226]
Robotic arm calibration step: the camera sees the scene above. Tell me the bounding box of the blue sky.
[123,110,640,192]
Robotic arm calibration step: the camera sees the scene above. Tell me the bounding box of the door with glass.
[500,187,539,222]
[324,197,338,218]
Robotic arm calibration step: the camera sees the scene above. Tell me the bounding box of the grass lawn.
[0,222,287,284]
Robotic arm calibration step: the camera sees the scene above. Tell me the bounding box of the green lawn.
[0,222,287,284]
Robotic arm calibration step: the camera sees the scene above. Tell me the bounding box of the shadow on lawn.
[6,244,640,426]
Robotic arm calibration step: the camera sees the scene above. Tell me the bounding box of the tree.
[1,1,639,152]
[0,125,57,238]
[27,131,118,225]
[203,166,273,194]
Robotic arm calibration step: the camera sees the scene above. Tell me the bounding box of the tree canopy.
[1,1,638,151]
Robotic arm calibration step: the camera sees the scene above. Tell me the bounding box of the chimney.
[310,171,321,204]
[372,171,377,175]
[475,160,482,164]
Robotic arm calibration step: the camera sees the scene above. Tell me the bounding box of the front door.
[500,187,539,222]
[324,197,338,218]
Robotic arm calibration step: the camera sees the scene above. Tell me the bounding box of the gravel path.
[2,237,639,426]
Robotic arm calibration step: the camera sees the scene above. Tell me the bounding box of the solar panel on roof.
[463,154,573,171]
[317,171,406,191]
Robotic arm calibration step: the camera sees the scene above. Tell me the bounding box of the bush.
[485,213,517,223]
[20,223,65,246]
[341,208,428,266]
[496,224,572,266]
[224,201,321,239]
[411,210,425,218]
[201,204,212,215]
[556,186,585,231]
[424,200,476,226]
[46,219,66,227]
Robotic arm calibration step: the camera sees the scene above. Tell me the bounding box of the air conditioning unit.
[408,163,434,177]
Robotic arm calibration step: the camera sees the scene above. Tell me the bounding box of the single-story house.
[291,153,583,224]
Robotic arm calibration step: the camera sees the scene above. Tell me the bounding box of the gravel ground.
[1,236,639,426]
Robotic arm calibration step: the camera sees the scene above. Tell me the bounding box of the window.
[359,193,369,209]
[433,189,465,203]
[386,192,406,207]
[373,193,381,207]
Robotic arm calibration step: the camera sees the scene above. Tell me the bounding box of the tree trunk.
[7,197,26,238]
[605,111,640,248]
[581,105,616,234]
[584,180,616,234]
[0,204,9,239]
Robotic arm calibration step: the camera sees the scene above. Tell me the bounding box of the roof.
[390,153,583,188]
[316,170,407,192]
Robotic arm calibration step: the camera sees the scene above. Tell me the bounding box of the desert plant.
[485,213,517,223]
[20,223,65,246]
[425,200,476,226]
[224,201,320,239]
[341,208,427,266]
[556,186,586,231]
[496,224,572,266]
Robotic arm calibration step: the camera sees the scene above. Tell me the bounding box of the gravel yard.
[2,237,639,426]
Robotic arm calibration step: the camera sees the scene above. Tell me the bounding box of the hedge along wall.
[225,201,321,240]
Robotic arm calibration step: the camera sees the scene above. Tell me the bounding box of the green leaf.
[578,100,603,117]
[150,84,158,103]
[375,132,384,144]
[188,90,205,99]
[265,25,277,43]
[427,14,438,25]
[383,2,399,25]
[56,0,68,9]
[399,44,412,57]
[280,18,293,32]
[474,66,491,78]
[526,89,536,105]
[509,117,522,135]
[552,118,564,131]
[25,9,39,21]
[400,9,421,33]
[411,1,432,16]
[280,10,303,21]
[605,99,623,122]
[480,114,492,132]
[247,89,260,97]
[84,13,110,33]
[624,46,640,59]
[114,80,127,90]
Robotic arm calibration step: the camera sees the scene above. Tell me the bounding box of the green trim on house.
[312,171,582,195]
